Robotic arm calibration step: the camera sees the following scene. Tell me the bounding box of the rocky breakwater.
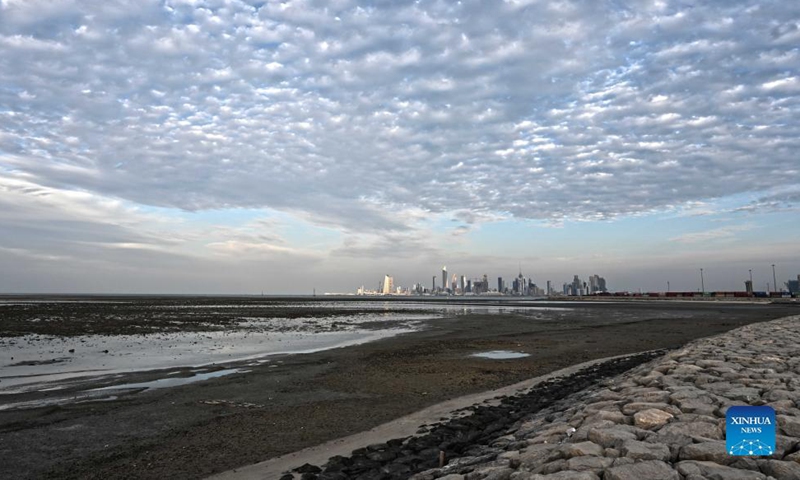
[407,315,800,480]
[289,315,800,480]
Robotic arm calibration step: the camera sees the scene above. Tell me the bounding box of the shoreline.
[1,300,797,479]
[209,350,666,480]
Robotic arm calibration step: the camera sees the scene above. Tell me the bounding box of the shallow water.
[471,350,531,359]
[91,368,249,392]
[0,300,573,405]
[0,328,414,394]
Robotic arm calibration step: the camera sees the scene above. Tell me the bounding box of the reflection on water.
[92,368,248,391]
[471,350,530,359]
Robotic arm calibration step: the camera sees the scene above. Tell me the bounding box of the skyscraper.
[588,274,608,294]
[442,266,447,293]
[460,275,466,293]
[498,277,503,293]
[381,275,394,295]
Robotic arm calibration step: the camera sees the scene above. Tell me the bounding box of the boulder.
[633,409,673,430]
[587,427,637,448]
[619,439,670,461]
[758,459,800,480]
[531,472,599,480]
[676,460,767,480]
[678,441,730,464]
[778,415,800,437]
[621,402,679,416]
[604,460,680,480]
[565,456,613,472]
[561,442,603,458]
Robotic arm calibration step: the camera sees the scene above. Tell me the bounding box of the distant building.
[460,275,466,293]
[787,275,800,294]
[381,275,394,295]
[442,266,447,293]
[498,277,504,293]
[745,280,754,294]
[571,275,582,296]
[589,274,607,294]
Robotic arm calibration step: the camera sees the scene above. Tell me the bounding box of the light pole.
[700,268,705,294]
[772,264,777,294]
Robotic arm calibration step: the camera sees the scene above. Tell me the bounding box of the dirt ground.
[0,299,796,479]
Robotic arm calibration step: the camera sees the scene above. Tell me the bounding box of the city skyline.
[1,1,799,294]
[355,266,799,297]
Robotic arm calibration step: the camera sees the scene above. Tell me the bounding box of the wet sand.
[0,299,796,479]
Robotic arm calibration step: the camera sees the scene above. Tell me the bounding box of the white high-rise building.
[381,275,394,294]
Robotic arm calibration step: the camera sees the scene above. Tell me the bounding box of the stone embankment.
[291,316,800,480]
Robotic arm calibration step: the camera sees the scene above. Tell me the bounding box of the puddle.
[92,368,249,392]
[471,350,530,359]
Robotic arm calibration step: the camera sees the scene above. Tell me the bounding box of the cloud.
[1,1,800,292]
[670,225,755,244]
[0,0,797,233]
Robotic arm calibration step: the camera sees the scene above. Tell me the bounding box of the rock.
[561,442,603,458]
[784,450,800,462]
[531,472,599,480]
[438,475,465,480]
[674,397,718,416]
[775,434,800,458]
[764,389,795,402]
[466,467,515,480]
[619,439,670,461]
[587,427,637,448]
[535,460,566,475]
[778,415,800,437]
[758,459,800,479]
[604,460,680,480]
[571,420,615,442]
[632,390,671,403]
[678,441,730,464]
[509,473,537,480]
[654,420,724,444]
[518,444,562,471]
[620,402,679,416]
[676,460,767,480]
[724,387,762,402]
[727,457,761,471]
[592,410,627,424]
[633,409,673,429]
[295,463,322,474]
[565,456,613,472]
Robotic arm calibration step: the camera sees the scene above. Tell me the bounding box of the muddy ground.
[0,298,796,479]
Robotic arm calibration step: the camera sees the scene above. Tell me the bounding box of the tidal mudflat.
[0,297,796,479]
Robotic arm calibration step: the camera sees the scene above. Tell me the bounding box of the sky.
[0,0,799,295]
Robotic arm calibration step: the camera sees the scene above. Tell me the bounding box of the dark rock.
[295,463,322,474]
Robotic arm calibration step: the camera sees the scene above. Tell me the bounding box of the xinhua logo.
[726,406,776,456]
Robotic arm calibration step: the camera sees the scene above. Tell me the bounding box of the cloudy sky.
[1,0,799,294]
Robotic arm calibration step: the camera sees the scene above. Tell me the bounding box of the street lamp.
[700,268,705,294]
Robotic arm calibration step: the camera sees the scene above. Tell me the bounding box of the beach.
[0,298,796,479]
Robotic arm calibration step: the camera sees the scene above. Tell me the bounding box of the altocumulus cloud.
[1,0,800,291]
